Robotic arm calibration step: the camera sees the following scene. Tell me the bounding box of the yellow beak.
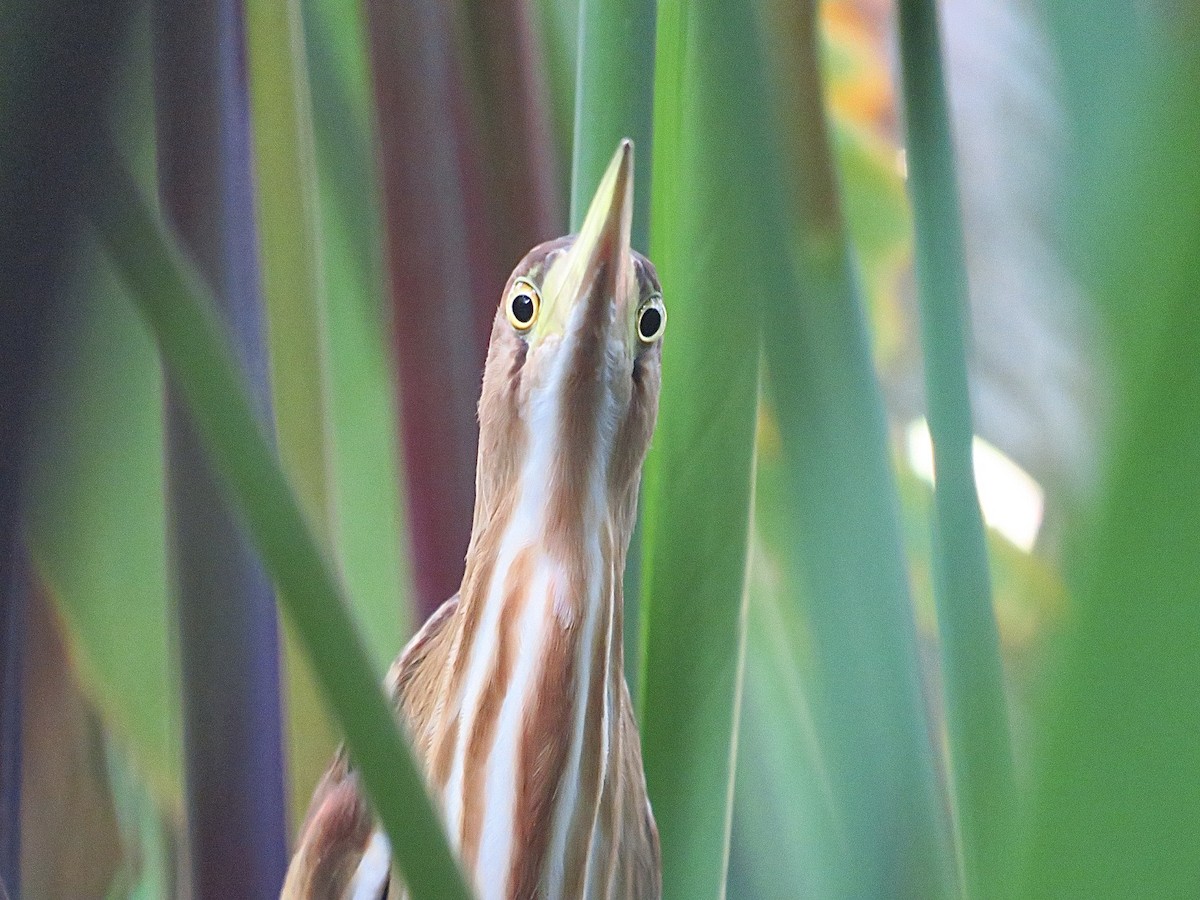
[540,140,635,341]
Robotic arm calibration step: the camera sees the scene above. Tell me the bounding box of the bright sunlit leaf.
[906,418,1045,552]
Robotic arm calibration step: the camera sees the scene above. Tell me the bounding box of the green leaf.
[829,119,913,364]
[730,432,842,899]
[105,737,173,900]
[25,242,180,816]
[753,0,953,895]
[569,0,655,250]
[1023,8,1200,896]
[246,0,342,822]
[896,2,1014,892]
[92,149,472,900]
[246,0,332,539]
[638,1,771,895]
[304,0,412,672]
[569,0,655,700]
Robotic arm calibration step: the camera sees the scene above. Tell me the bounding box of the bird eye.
[506,280,540,331]
[637,296,665,344]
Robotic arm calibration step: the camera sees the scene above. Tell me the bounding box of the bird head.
[473,140,664,552]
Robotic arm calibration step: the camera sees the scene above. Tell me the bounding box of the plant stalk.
[94,145,472,900]
[150,0,289,890]
[895,3,1014,893]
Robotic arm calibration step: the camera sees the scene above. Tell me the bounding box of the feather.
[281,596,460,899]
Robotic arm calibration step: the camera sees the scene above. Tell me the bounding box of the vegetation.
[3,0,1199,897]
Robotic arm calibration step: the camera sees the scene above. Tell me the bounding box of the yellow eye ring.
[506,279,540,332]
[636,295,666,344]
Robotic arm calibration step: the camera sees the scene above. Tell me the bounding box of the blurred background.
[2,0,1197,896]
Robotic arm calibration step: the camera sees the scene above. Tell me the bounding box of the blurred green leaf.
[317,145,411,670]
[832,122,910,277]
[896,2,1013,893]
[753,0,953,895]
[246,0,332,536]
[246,0,341,823]
[22,6,178,836]
[25,243,180,816]
[93,151,472,900]
[1024,8,1200,896]
[830,120,913,362]
[729,426,841,899]
[732,538,833,899]
[19,579,125,898]
[304,0,412,672]
[528,0,579,184]
[105,738,173,900]
[759,236,955,899]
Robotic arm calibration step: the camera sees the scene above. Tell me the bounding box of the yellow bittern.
[282,141,663,899]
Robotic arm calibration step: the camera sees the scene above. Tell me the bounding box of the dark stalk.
[0,0,142,893]
[0,547,25,900]
[456,0,564,261]
[363,0,493,619]
[150,0,288,893]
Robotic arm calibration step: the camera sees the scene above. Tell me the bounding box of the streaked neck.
[431,467,630,899]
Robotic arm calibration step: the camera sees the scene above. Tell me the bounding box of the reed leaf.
[304,0,412,671]
[24,249,179,812]
[246,0,341,824]
[729,439,840,898]
[151,0,290,887]
[1,0,140,888]
[1024,7,1200,896]
[20,8,184,830]
[895,1,1013,892]
[93,147,471,900]
[569,0,654,249]
[528,0,578,184]
[19,578,124,897]
[753,0,953,894]
[246,0,332,543]
[569,0,655,697]
[638,0,769,894]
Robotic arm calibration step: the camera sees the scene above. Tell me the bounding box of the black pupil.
[512,293,535,324]
[639,306,662,339]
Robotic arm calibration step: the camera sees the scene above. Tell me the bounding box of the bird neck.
[430,476,633,899]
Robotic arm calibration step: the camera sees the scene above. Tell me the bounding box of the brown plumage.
[282,141,662,900]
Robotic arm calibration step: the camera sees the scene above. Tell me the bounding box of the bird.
[281,139,663,900]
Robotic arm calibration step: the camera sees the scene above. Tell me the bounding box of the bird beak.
[540,139,635,343]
